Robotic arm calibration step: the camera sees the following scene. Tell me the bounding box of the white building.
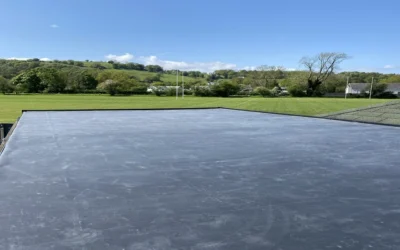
[386,83,400,95]
[345,83,369,94]
[345,83,400,96]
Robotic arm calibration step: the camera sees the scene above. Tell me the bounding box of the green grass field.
[0,94,392,123]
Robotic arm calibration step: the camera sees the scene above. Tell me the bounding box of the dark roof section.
[0,109,400,249]
[386,83,400,92]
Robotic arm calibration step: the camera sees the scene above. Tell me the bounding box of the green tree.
[91,63,106,69]
[255,86,272,97]
[11,68,66,93]
[212,80,239,97]
[380,75,400,83]
[0,76,14,94]
[78,72,98,90]
[246,66,284,89]
[364,83,387,97]
[36,68,66,93]
[66,71,98,92]
[143,74,161,83]
[145,65,163,72]
[12,70,43,93]
[97,70,130,83]
[97,78,146,95]
[193,85,214,97]
[97,80,121,96]
[288,84,307,97]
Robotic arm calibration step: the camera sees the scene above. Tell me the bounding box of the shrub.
[369,83,387,97]
[311,89,325,97]
[96,80,121,96]
[165,87,179,96]
[193,85,214,97]
[255,87,272,97]
[183,89,193,95]
[278,91,290,97]
[271,87,281,97]
[211,80,239,97]
[153,88,166,96]
[374,91,398,99]
[128,82,148,95]
[288,85,307,97]
[143,75,161,83]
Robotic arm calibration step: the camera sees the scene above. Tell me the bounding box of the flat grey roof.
[1,109,400,249]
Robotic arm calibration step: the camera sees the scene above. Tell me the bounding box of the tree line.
[1,53,399,97]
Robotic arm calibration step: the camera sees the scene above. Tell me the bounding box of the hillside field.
[0,94,391,123]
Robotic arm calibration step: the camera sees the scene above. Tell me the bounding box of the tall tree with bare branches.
[300,52,349,96]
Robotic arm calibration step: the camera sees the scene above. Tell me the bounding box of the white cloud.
[137,55,237,72]
[104,53,303,72]
[6,57,30,61]
[5,57,51,61]
[50,24,59,28]
[105,53,134,63]
[243,66,256,71]
[384,65,396,69]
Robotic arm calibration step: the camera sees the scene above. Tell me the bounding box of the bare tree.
[300,52,349,96]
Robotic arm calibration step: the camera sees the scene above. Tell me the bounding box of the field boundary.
[2,105,399,155]
[219,107,400,128]
[317,100,400,117]
[19,106,400,128]
[21,107,220,112]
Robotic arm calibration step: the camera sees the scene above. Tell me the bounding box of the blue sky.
[1,0,399,73]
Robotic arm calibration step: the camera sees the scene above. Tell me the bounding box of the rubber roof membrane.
[0,109,399,250]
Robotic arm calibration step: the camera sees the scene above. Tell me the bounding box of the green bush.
[374,91,398,99]
[211,80,239,97]
[143,75,161,83]
[96,79,147,96]
[278,91,290,97]
[271,87,281,97]
[254,87,272,97]
[193,85,214,96]
[165,87,178,96]
[288,85,307,97]
[162,87,192,96]
[96,80,122,96]
[153,88,166,96]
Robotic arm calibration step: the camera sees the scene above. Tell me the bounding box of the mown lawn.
[0,94,391,122]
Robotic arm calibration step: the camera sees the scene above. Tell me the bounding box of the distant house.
[147,85,178,93]
[280,87,289,94]
[386,83,400,95]
[345,83,369,94]
[345,83,400,96]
